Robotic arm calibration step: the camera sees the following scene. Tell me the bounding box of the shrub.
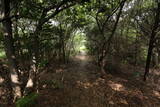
[16,93,39,107]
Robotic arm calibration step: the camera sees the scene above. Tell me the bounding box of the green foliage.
[16,93,39,107]
[0,49,6,59]
[1,1,160,101]
[73,33,87,53]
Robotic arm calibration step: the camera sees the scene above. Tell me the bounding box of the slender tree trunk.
[134,33,138,69]
[100,0,126,73]
[144,39,154,81]
[158,48,160,65]
[59,23,66,63]
[152,49,158,66]
[25,31,40,94]
[1,0,21,102]
[144,2,160,81]
[62,39,66,63]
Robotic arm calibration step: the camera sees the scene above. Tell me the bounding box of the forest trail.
[36,55,160,107]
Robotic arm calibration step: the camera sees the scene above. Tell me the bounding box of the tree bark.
[1,0,21,102]
[100,0,126,73]
[143,2,160,81]
[26,2,77,92]
[59,23,66,63]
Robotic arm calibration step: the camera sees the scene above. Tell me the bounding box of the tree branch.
[0,15,19,23]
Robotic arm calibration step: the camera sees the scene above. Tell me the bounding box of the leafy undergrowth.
[16,93,39,107]
[35,55,160,107]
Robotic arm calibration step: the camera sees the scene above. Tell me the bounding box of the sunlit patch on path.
[36,55,160,107]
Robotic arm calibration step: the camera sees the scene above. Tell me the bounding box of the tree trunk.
[100,0,126,73]
[62,37,66,63]
[144,2,160,81]
[152,49,159,67]
[1,0,21,102]
[144,40,154,81]
[59,23,66,63]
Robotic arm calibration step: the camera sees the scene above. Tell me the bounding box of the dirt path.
[37,55,160,107]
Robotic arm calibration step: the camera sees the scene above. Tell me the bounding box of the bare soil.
[35,55,160,107]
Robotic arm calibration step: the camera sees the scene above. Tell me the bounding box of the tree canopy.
[0,0,160,106]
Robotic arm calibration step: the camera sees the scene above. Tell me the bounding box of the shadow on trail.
[35,55,160,107]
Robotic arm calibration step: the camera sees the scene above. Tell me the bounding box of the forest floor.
[35,55,160,107]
